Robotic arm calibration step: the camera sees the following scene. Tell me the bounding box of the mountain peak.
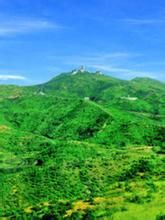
[71,66,104,76]
[71,66,86,75]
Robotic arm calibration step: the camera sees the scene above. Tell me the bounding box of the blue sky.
[0,0,165,85]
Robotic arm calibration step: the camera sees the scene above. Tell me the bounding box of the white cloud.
[90,64,159,79]
[0,74,26,80]
[91,64,131,73]
[50,52,140,66]
[49,52,164,81]
[0,16,61,36]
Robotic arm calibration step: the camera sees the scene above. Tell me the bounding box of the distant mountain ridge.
[0,69,164,118]
[0,69,164,98]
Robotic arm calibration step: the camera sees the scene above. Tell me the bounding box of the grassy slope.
[0,71,164,219]
[0,130,164,219]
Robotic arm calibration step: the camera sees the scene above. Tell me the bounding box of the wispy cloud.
[50,52,140,65]
[123,18,165,25]
[0,16,61,36]
[90,64,132,73]
[0,74,26,80]
[90,64,160,79]
[49,52,164,80]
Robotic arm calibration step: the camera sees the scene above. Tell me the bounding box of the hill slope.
[0,69,164,219]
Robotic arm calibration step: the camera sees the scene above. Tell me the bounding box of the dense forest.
[0,70,164,219]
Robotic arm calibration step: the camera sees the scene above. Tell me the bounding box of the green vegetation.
[0,71,164,219]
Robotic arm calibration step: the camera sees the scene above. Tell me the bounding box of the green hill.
[30,71,165,115]
[0,69,164,219]
[30,70,124,98]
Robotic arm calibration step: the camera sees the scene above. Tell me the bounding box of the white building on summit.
[79,66,85,73]
[71,69,78,75]
[71,66,86,75]
[71,66,103,76]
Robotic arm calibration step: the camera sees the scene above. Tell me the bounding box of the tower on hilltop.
[71,66,86,75]
[79,66,85,73]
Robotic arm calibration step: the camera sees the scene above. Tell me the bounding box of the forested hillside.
[0,70,164,219]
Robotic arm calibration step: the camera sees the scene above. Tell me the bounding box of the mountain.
[31,70,124,98]
[35,71,165,97]
[1,70,164,102]
[1,70,164,144]
[0,69,164,219]
[29,70,165,115]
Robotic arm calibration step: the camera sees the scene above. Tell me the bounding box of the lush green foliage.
[0,71,164,219]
